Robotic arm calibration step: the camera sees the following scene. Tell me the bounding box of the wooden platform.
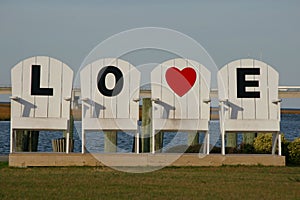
[9,153,285,167]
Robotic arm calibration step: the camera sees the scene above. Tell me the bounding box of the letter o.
[97,66,123,97]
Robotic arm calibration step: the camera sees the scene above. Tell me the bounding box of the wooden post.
[141,98,151,153]
[63,114,74,152]
[104,131,117,152]
[243,132,256,145]
[226,133,237,148]
[188,132,199,146]
[155,132,164,152]
[15,130,39,152]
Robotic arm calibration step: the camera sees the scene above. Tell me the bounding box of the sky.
[0,0,299,107]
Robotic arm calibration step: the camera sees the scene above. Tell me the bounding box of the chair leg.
[66,131,70,154]
[136,131,139,154]
[206,131,210,155]
[152,129,155,154]
[82,130,85,154]
[221,130,225,155]
[272,133,278,155]
[10,128,13,153]
[278,132,282,156]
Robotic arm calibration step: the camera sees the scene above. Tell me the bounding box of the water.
[0,114,299,155]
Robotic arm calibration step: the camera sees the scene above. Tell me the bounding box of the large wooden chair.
[80,58,140,153]
[151,58,211,154]
[10,56,73,153]
[217,59,281,155]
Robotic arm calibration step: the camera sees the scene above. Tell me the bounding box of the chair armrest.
[10,96,20,101]
[81,97,89,102]
[132,98,140,103]
[64,97,72,101]
[151,98,160,103]
[219,99,228,103]
[203,99,211,104]
[272,99,282,104]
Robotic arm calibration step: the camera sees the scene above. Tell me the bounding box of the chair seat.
[223,119,280,132]
[12,117,69,130]
[153,119,209,132]
[83,118,138,131]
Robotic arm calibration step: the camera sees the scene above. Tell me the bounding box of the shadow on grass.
[0,162,8,169]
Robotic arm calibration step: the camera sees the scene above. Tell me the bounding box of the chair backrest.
[11,56,73,119]
[80,58,140,121]
[217,59,280,121]
[151,58,211,120]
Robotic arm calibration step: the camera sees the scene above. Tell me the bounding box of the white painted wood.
[116,59,130,119]
[254,60,269,120]
[151,58,211,154]
[22,57,36,118]
[10,56,73,153]
[151,65,162,119]
[11,61,23,118]
[80,64,92,118]
[35,56,49,118]
[13,117,68,130]
[103,58,117,119]
[162,60,176,119]
[129,64,140,120]
[91,60,104,118]
[80,58,140,153]
[218,59,281,155]
[62,63,73,119]
[240,59,255,120]
[174,58,188,119]
[268,66,280,120]
[187,60,200,119]
[48,58,62,118]
[228,60,243,120]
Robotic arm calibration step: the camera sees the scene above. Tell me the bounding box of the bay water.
[0,114,299,155]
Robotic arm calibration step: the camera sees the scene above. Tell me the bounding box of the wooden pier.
[9,153,285,167]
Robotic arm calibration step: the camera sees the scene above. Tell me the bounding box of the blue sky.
[0,0,299,107]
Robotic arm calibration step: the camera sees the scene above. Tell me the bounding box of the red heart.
[165,67,196,97]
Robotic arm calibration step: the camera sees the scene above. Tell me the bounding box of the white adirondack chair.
[151,58,211,154]
[10,56,73,153]
[218,59,281,155]
[80,58,140,153]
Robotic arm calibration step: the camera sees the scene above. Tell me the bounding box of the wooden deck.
[9,153,285,167]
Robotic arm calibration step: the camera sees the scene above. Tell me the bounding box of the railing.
[1,86,300,97]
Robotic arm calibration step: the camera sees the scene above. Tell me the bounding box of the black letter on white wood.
[97,66,123,97]
[237,68,260,98]
[31,65,54,96]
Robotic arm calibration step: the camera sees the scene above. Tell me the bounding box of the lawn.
[0,162,299,200]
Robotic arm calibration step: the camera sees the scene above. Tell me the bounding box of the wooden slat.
[11,61,23,118]
[228,60,243,119]
[254,60,269,120]
[22,57,36,118]
[91,59,104,118]
[151,64,162,119]
[80,64,92,118]
[48,57,62,118]
[161,60,176,119]
[129,63,140,120]
[61,63,73,119]
[174,58,188,119]
[199,62,211,120]
[103,58,117,118]
[186,59,200,119]
[268,65,279,120]
[240,59,256,120]
[116,59,130,119]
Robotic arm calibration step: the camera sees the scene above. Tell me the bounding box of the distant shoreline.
[1,103,299,121]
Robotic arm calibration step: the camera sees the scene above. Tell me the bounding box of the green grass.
[0,164,300,200]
